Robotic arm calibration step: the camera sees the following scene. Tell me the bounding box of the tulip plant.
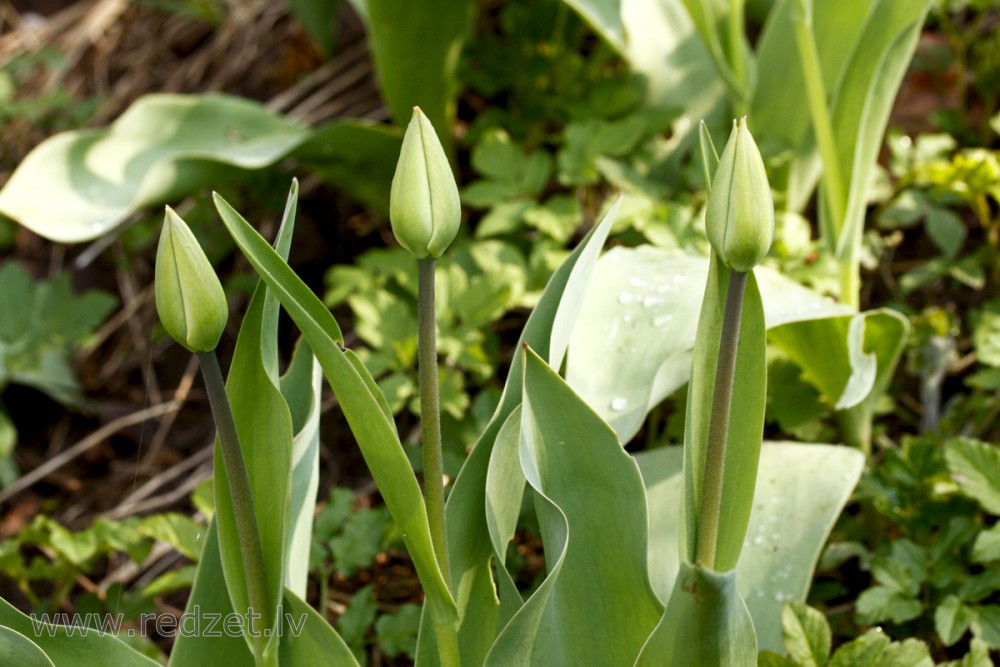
[0,110,864,666]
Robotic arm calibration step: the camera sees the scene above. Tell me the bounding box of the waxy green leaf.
[638,442,864,652]
[483,348,661,665]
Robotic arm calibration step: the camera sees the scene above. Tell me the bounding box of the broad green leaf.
[635,562,757,666]
[278,589,360,667]
[416,200,617,666]
[638,442,864,652]
[213,193,457,633]
[374,603,421,660]
[566,247,850,442]
[363,0,473,153]
[770,308,908,450]
[0,94,401,242]
[214,236,294,658]
[946,438,1000,514]
[169,518,252,667]
[823,0,932,260]
[484,348,661,666]
[937,595,974,647]
[751,0,873,211]
[782,602,831,667]
[0,597,159,667]
[682,256,767,572]
[0,626,55,667]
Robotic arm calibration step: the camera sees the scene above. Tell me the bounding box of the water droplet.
[618,292,635,305]
[753,536,764,545]
[642,295,665,307]
[628,277,648,288]
[672,275,686,284]
[610,397,628,411]
[654,315,673,327]
[623,313,635,324]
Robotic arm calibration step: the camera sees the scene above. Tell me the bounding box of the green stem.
[696,269,747,570]
[727,0,748,115]
[197,351,272,666]
[418,259,451,584]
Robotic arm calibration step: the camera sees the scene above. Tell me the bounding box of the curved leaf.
[0,94,401,242]
[0,598,159,667]
[566,246,849,443]
[635,561,756,667]
[416,199,618,666]
[0,626,55,667]
[213,193,457,630]
[484,348,661,665]
[638,442,864,652]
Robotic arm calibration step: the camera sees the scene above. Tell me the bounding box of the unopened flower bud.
[389,107,460,259]
[155,207,228,352]
[706,117,774,272]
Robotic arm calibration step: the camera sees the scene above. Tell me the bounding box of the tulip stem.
[418,259,451,584]
[696,269,747,570]
[197,350,272,666]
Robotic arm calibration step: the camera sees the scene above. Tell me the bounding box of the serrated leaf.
[138,513,205,561]
[970,605,1000,648]
[972,523,1000,563]
[925,208,967,258]
[374,603,421,659]
[0,262,116,407]
[782,602,831,667]
[855,586,923,625]
[335,585,377,657]
[879,638,934,667]
[936,595,973,646]
[828,629,890,667]
[945,438,1000,514]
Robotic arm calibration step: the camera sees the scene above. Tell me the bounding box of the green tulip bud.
[705,117,774,273]
[155,207,228,352]
[389,107,460,259]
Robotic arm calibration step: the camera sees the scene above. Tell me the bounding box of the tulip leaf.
[0,93,401,242]
[0,626,55,667]
[682,256,767,572]
[277,589,360,666]
[213,191,457,630]
[769,308,908,449]
[168,518,254,667]
[213,197,297,656]
[415,199,618,666]
[484,407,528,626]
[824,0,931,260]
[638,442,864,652]
[0,597,159,667]
[362,0,473,153]
[483,347,661,666]
[566,246,850,443]
[636,560,757,666]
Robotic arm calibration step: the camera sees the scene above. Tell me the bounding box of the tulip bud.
[705,117,774,273]
[389,107,460,259]
[155,207,228,352]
